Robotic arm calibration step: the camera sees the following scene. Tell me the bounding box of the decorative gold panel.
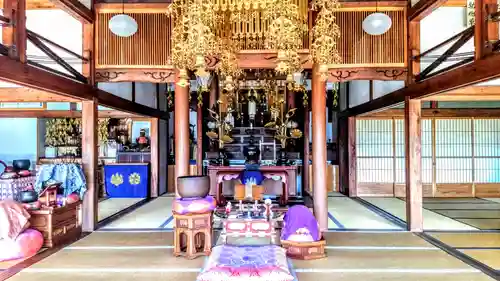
[96,13,172,68]
[334,10,405,67]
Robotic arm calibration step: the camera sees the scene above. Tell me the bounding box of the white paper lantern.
[362,13,392,36]
[109,14,138,37]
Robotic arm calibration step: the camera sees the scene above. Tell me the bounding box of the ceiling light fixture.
[109,0,138,37]
[362,1,392,36]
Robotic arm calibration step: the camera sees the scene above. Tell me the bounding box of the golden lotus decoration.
[207,104,235,148]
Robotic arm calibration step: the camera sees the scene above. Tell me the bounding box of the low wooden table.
[207,166,297,206]
[28,202,82,248]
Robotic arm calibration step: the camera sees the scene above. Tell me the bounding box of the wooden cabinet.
[28,202,82,248]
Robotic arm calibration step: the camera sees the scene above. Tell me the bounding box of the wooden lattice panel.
[96,13,172,68]
[95,6,405,68]
[334,9,405,67]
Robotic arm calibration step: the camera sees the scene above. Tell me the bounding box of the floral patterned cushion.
[197,245,294,281]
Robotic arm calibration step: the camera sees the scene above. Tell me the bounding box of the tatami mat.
[70,232,174,247]
[99,197,173,229]
[9,271,494,281]
[482,198,500,204]
[295,272,494,281]
[6,230,497,281]
[454,218,500,229]
[459,250,500,270]
[28,248,204,269]
[323,232,432,247]
[423,198,492,204]
[291,248,476,270]
[327,197,401,230]
[429,233,500,248]
[423,203,500,210]
[362,198,477,231]
[8,272,199,281]
[433,209,500,219]
[98,198,143,221]
[422,198,500,230]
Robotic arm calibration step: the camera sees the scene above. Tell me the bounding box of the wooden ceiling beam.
[0,56,168,119]
[48,0,93,24]
[0,0,56,9]
[421,86,500,101]
[408,0,449,21]
[0,109,140,118]
[0,87,80,102]
[340,53,500,117]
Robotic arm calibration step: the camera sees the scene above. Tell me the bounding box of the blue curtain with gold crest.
[104,164,149,198]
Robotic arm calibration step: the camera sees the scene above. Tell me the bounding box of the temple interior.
[1,0,500,280]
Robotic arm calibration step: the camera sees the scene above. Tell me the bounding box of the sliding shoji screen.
[394,120,404,183]
[357,119,394,183]
[422,119,433,184]
[435,119,473,183]
[474,119,500,183]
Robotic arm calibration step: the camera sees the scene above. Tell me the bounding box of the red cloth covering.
[0,199,31,240]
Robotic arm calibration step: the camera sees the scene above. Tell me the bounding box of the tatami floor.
[98,197,174,230]
[4,231,498,281]
[98,198,144,222]
[360,197,500,231]
[2,194,500,280]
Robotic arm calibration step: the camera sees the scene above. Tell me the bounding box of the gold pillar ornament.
[310,0,342,81]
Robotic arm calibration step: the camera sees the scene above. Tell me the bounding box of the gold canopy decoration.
[310,0,342,80]
[168,0,314,86]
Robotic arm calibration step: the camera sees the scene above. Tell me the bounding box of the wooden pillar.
[82,23,94,84]
[174,73,190,197]
[303,105,310,195]
[407,21,420,84]
[475,0,487,59]
[475,0,498,59]
[338,116,356,196]
[311,64,328,231]
[150,118,159,197]
[82,99,98,232]
[196,100,203,175]
[2,0,26,62]
[405,97,423,232]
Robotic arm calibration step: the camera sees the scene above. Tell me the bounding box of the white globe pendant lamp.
[109,14,138,37]
[109,1,138,37]
[362,9,392,36]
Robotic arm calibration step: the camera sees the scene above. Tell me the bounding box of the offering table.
[207,165,297,206]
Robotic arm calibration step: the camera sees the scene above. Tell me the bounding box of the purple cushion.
[173,196,216,215]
